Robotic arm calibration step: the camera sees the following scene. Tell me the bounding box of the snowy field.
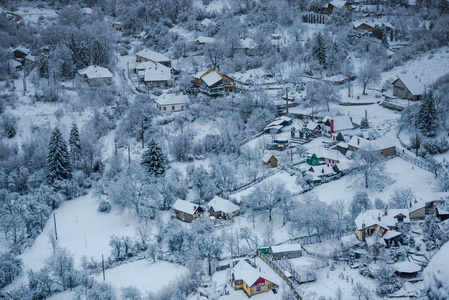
[94,260,188,296]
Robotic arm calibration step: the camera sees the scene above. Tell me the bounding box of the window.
[256,286,261,291]
[397,215,403,222]
[163,107,166,111]
[172,105,175,110]
[235,280,243,285]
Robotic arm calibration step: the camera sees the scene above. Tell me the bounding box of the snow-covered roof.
[232,260,277,287]
[355,209,410,230]
[271,243,302,253]
[78,65,113,79]
[143,62,171,82]
[136,49,171,63]
[394,261,421,273]
[207,196,239,214]
[348,136,396,151]
[329,0,349,8]
[307,147,345,162]
[9,59,21,68]
[192,69,209,79]
[308,165,337,176]
[155,94,189,106]
[306,121,320,131]
[13,46,31,55]
[409,201,426,213]
[323,115,354,132]
[383,230,402,240]
[196,36,215,44]
[394,74,424,96]
[201,71,222,86]
[262,153,275,163]
[240,38,255,49]
[172,199,200,215]
[352,20,395,30]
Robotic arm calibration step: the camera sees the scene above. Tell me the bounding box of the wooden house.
[436,206,449,221]
[155,94,189,112]
[271,244,302,260]
[262,154,278,168]
[306,148,344,166]
[193,68,235,96]
[136,49,172,68]
[77,65,113,84]
[352,20,395,34]
[232,260,278,297]
[323,0,352,14]
[172,199,204,222]
[392,74,424,101]
[207,196,240,219]
[354,208,409,247]
[347,136,396,157]
[409,203,426,219]
[304,121,321,136]
[12,46,31,60]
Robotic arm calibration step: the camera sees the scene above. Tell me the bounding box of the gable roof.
[393,74,424,96]
[262,153,276,163]
[78,65,113,79]
[155,94,189,106]
[136,49,171,63]
[348,136,396,150]
[322,115,354,132]
[201,71,222,86]
[355,209,410,230]
[207,196,239,214]
[143,62,171,82]
[329,0,349,8]
[172,199,200,215]
[233,260,276,287]
[13,46,31,55]
[352,20,395,30]
[306,121,320,131]
[306,147,346,162]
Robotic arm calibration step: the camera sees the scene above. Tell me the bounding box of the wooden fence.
[257,249,303,300]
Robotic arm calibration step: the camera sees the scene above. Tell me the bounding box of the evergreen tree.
[68,123,81,168]
[312,32,327,66]
[68,34,80,70]
[141,140,166,177]
[92,39,108,67]
[46,126,71,183]
[417,89,439,137]
[360,117,369,129]
[78,41,90,69]
[38,51,49,78]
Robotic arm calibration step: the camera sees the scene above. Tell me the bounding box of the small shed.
[262,154,278,168]
[271,243,302,260]
[393,261,421,278]
[172,199,204,222]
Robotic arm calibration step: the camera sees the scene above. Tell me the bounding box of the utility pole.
[141,119,145,149]
[53,213,58,240]
[128,146,131,163]
[102,254,105,281]
[23,67,27,93]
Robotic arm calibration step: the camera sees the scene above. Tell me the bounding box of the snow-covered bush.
[374,265,403,296]
[98,200,111,213]
[1,113,17,138]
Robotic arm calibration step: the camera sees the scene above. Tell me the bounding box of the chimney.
[378,213,381,221]
[357,138,360,145]
[384,205,388,215]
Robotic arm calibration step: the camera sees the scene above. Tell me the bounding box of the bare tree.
[357,61,381,95]
[352,146,387,188]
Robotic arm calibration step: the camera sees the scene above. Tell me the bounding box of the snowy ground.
[93,260,188,296]
[303,156,447,206]
[6,192,139,290]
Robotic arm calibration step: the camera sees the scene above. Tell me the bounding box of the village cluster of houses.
[172,196,240,222]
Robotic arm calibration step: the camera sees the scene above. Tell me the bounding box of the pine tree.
[69,34,79,69]
[141,140,166,177]
[92,39,108,67]
[312,32,327,66]
[46,126,71,183]
[417,89,439,137]
[78,41,90,69]
[360,117,369,129]
[69,123,81,168]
